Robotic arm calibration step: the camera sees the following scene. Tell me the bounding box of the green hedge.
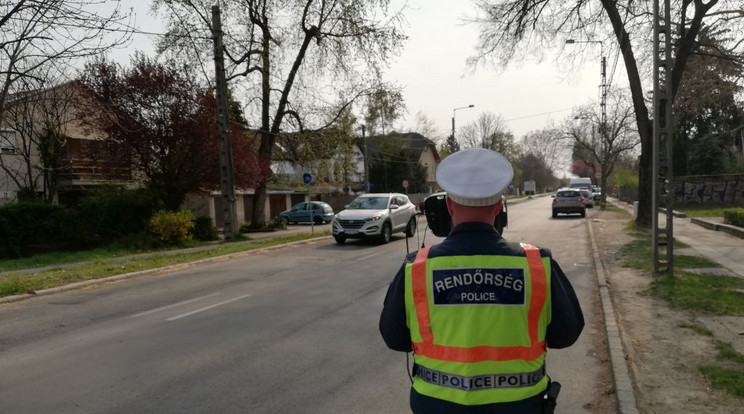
[77,187,157,240]
[0,188,158,259]
[723,208,744,227]
[0,203,84,258]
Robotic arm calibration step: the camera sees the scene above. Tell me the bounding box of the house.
[0,81,132,205]
[271,129,365,191]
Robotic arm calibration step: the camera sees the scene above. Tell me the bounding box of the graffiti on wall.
[674,175,744,205]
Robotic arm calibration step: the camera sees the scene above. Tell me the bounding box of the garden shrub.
[77,187,157,241]
[149,210,196,244]
[270,215,287,230]
[191,216,218,241]
[723,208,744,227]
[0,202,83,258]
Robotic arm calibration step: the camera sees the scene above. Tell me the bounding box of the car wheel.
[405,217,417,237]
[552,210,558,218]
[334,235,346,245]
[379,222,392,244]
[314,216,323,224]
[580,209,586,218]
[281,216,290,225]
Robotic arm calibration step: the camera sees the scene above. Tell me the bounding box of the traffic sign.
[303,173,312,184]
[402,179,409,189]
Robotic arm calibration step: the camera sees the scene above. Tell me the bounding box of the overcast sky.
[122,1,622,144]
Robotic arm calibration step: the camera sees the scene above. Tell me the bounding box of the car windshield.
[347,197,389,209]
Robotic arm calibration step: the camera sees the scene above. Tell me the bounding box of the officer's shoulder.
[503,240,553,258]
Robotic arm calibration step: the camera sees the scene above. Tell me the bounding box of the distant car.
[552,188,586,218]
[579,189,594,208]
[279,201,334,224]
[592,186,602,201]
[332,193,417,244]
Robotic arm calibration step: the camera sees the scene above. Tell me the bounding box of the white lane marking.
[166,294,253,321]
[130,292,222,318]
[357,252,382,261]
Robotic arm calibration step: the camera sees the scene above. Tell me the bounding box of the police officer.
[379,148,584,413]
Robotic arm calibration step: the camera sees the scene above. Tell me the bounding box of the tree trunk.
[636,123,653,228]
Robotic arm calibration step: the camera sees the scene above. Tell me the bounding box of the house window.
[0,130,17,155]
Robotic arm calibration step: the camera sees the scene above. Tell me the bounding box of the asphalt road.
[0,197,609,414]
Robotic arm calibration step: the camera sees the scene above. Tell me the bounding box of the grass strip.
[0,232,330,297]
[619,218,744,399]
[700,366,744,398]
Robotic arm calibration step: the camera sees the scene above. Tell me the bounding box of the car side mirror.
[551,195,555,198]
[389,204,399,210]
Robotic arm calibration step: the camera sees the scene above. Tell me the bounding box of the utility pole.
[362,125,369,192]
[566,38,607,209]
[212,5,238,238]
[652,0,675,277]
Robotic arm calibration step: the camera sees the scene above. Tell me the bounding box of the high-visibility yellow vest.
[404,243,551,405]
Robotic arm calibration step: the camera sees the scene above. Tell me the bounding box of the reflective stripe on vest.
[410,243,547,363]
[416,364,546,391]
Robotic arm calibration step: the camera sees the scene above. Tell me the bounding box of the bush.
[149,210,196,244]
[723,208,744,227]
[0,202,84,258]
[77,187,157,241]
[191,216,218,241]
[270,215,287,230]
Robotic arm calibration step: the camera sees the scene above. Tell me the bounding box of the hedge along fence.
[0,203,85,258]
[0,189,158,258]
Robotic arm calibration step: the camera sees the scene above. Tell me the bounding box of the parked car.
[279,201,334,224]
[332,193,418,244]
[552,188,587,218]
[579,189,594,208]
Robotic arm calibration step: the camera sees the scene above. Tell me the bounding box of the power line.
[503,107,575,123]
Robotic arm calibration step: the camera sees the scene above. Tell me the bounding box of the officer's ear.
[445,196,455,216]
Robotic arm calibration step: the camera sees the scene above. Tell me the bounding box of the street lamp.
[452,104,475,146]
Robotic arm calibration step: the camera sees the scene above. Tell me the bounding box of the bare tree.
[412,111,441,141]
[0,1,133,125]
[470,0,744,226]
[564,89,640,209]
[520,125,570,174]
[0,78,81,203]
[154,0,406,228]
[459,112,520,161]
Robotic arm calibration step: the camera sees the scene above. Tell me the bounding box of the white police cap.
[436,148,513,207]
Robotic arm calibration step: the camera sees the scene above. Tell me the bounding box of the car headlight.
[366,215,382,222]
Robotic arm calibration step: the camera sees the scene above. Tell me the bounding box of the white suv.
[332,193,418,244]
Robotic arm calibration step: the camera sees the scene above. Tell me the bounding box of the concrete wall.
[673,174,744,206]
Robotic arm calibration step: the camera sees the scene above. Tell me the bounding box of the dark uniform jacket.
[379,222,585,414]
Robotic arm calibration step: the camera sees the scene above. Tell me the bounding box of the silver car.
[332,193,418,244]
[552,188,587,218]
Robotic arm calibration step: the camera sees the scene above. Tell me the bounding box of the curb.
[587,220,640,414]
[690,217,744,239]
[0,236,332,305]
